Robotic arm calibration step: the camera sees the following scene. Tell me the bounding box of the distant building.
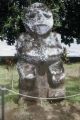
[62,40,80,58]
[55,34,80,58]
[0,40,16,57]
[0,40,17,64]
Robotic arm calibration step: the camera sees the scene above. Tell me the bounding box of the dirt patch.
[5,101,80,120]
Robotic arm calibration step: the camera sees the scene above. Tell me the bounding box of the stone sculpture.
[17,2,65,102]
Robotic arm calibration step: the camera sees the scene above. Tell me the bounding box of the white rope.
[0,87,80,100]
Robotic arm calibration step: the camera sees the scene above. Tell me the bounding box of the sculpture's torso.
[17,32,62,63]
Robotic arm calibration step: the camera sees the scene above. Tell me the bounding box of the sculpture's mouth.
[32,24,51,35]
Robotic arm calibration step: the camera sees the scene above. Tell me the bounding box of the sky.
[0,40,16,56]
[0,34,80,57]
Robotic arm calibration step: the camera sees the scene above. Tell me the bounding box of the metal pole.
[1,88,5,120]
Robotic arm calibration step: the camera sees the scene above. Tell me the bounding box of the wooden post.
[1,88,5,120]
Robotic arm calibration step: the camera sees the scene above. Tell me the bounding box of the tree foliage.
[0,0,26,44]
[59,0,80,44]
[0,0,63,44]
[0,0,80,45]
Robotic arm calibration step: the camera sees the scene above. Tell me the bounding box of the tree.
[0,0,63,44]
[59,0,80,45]
[0,0,80,45]
[0,0,26,45]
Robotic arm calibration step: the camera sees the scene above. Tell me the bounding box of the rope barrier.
[0,86,80,100]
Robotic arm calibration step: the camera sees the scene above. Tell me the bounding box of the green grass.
[0,65,19,103]
[0,64,80,103]
[66,77,80,102]
[0,65,19,86]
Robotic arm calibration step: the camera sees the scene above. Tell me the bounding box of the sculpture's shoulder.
[51,32,62,48]
[43,32,62,48]
[18,33,25,43]
[18,33,33,42]
[51,32,61,42]
[17,33,34,49]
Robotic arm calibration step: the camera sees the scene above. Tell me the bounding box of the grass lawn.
[66,77,80,102]
[0,65,19,103]
[0,65,19,85]
[0,63,80,103]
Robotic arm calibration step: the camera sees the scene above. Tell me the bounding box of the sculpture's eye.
[29,13,36,18]
[43,13,51,18]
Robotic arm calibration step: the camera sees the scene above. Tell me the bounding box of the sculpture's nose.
[36,13,43,23]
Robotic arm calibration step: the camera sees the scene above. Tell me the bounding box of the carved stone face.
[23,3,53,35]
